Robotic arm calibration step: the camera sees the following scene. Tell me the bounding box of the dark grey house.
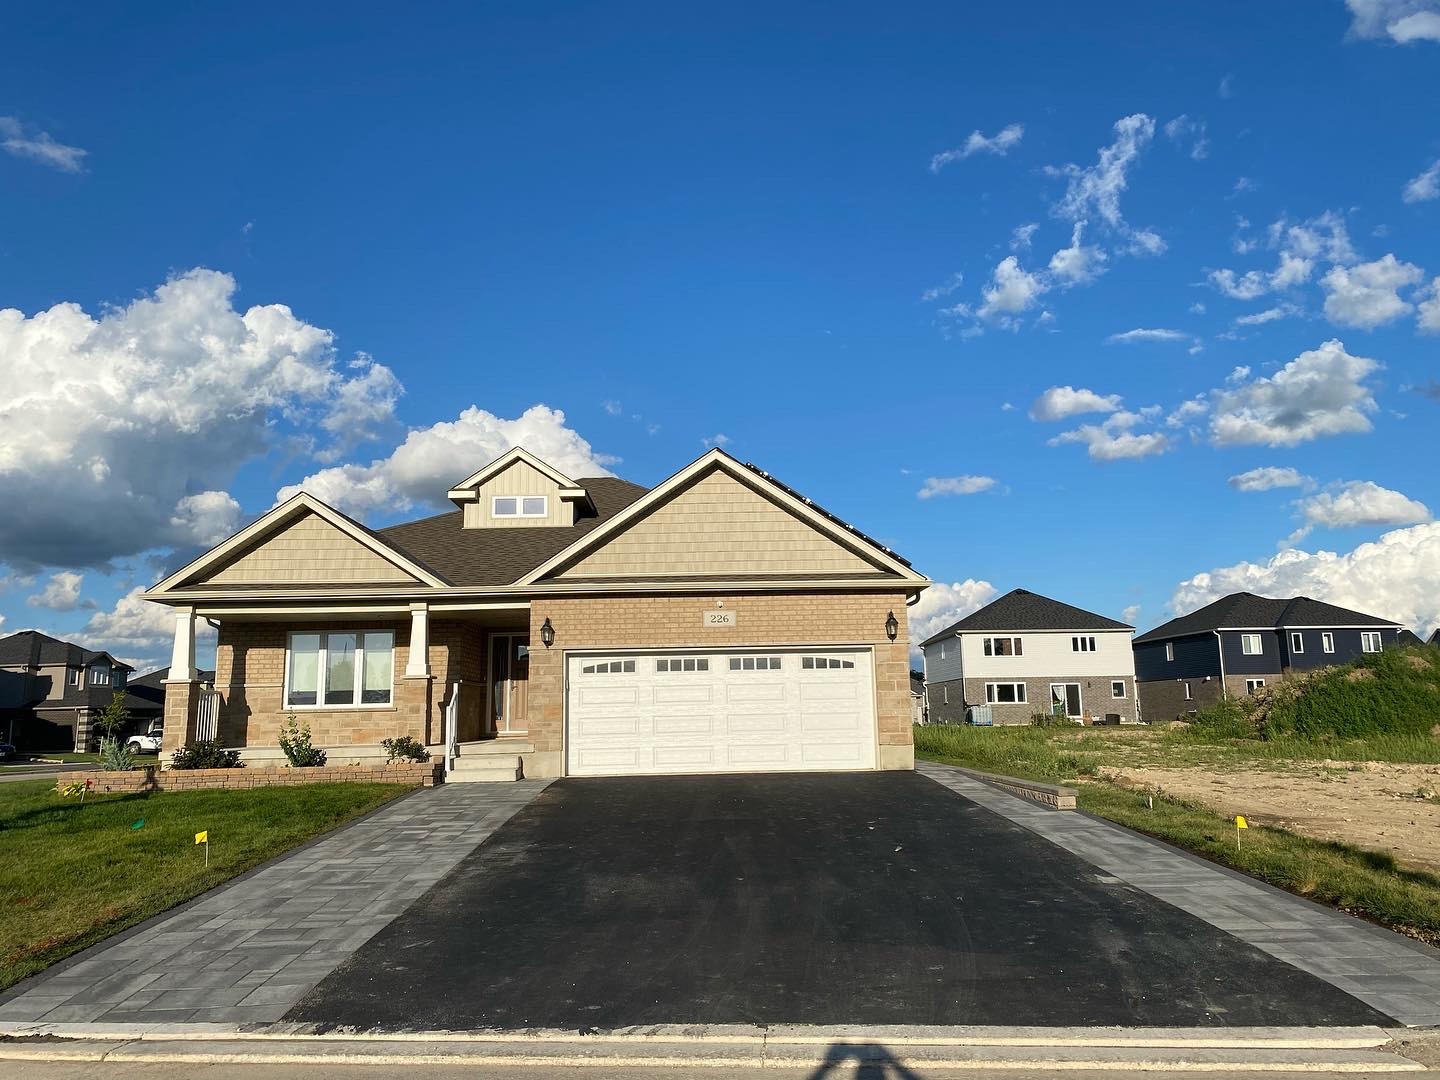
[0,631,148,752]
[1133,593,1402,720]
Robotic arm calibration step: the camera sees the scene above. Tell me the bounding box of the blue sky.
[1,0,1438,668]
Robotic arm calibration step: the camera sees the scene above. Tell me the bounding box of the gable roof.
[0,630,130,671]
[519,449,926,586]
[378,476,651,586]
[1133,592,1400,644]
[919,589,1131,647]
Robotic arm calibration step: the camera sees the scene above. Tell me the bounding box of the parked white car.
[126,727,164,754]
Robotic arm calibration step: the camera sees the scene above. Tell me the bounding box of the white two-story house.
[919,589,1138,725]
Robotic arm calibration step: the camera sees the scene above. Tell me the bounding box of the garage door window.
[730,656,782,670]
[581,659,635,674]
[657,657,710,672]
[802,656,855,669]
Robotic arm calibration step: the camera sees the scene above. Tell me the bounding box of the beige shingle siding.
[206,513,417,586]
[463,459,575,529]
[555,470,878,580]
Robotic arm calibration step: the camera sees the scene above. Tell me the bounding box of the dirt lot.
[1098,760,1440,873]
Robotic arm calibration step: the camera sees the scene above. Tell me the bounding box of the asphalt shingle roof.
[376,476,652,586]
[0,631,128,671]
[1133,592,1399,644]
[919,588,1132,647]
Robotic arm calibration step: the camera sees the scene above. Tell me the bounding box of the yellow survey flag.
[1235,816,1248,829]
[195,831,208,844]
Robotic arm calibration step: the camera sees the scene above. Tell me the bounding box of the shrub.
[1183,696,1255,741]
[1031,712,1079,728]
[97,736,134,772]
[381,736,431,763]
[171,740,244,770]
[278,713,327,768]
[1264,647,1440,741]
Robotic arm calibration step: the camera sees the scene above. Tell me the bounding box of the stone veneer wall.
[59,762,441,793]
[962,676,1139,725]
[525,591,915,777]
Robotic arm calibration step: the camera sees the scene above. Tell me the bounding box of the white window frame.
[729,656,784,671]
[942,685,949,705]
[1289,631,1304,653]
[1183,682,1193,701]
[983,636,1023,657]
[1165,642,1174,662]
[89,666,109,686]
[1072,636,1097,653]
[68,668,81,687]
[581,659,636,674]
[1239,633,1263,656]
[1111,680,1125,699]
[1246,678,1266,694]
[657,657,711,673]
[284,630,395,709]
[939,641,946,660]
[1322,632,1335,654]
[1361,631,1382,653]
[985,682,1027,704]
[491,494,548,518]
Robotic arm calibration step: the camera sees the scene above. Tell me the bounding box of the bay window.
[287,631,394,708]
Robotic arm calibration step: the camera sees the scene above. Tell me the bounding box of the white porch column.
[168,606,197,682]
[405,602,431,677]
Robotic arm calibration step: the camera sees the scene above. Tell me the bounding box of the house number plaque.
[702,609,736,627]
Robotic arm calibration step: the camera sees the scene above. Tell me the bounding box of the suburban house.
[0,631,144,751]
[143,447,930,779]
[1133,592,1404,720]
[918,589,1138,725]
[909,669,926,725]
[1395,629,1427,648]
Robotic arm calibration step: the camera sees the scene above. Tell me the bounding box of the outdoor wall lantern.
[540,617,555,649]
[885,610,899,642]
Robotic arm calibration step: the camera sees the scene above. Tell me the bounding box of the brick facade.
[926,678,968,724]
[1137,676,1224,721]
[526,591,915,776]
[928,675,1138,725]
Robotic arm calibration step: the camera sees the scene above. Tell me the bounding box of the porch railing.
[443,681,460,773]
[195,688,221,743]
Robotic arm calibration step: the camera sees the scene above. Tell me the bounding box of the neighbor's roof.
[377,477,651,586]
[0,630,131,671]
[919,588,1132,647]
[1133,592,1399,644]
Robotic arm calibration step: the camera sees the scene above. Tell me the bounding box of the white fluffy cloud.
[0,269,400,570]
[1105,328,1188,345]
[1029,386,1123,421]
[0,116,86,172]
[976,256,1046,320]
[1048,409,1171,461]
[1345,0,1440,43]
[1171,522,1440,635]
[1051,113,1156,239]
[1296,481,1432,530]
[917,476,996,499]
[929,124,1024,172]
[1419,278,1440,332]
[1320,254,1425,328]
[1404,159,1440,202]
[79,586,218,669]
[907,579,999,654]
[277,404,616,517]
[1208,339,1380,447]
[1228,466,1312,492]
[27,571,84,611]
[1234,304,1298,326]
[1047,222,1107,285]
[1208,211,1355,302]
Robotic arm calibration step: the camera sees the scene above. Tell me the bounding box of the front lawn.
[0,779,411,990]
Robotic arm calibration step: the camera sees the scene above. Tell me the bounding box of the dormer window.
[492,495,548,518]
[89,666,110,686]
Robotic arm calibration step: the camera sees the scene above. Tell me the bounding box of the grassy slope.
[0,779,410,990]
[914,725,1440,947]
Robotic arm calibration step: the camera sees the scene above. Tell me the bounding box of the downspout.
[1214,630,1227,700]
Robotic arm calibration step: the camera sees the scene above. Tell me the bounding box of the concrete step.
[446,755,522,783]
[455,739,535,756]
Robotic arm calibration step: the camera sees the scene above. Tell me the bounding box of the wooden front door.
[490,633,530,735]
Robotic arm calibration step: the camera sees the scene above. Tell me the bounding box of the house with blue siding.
[1133,592,1402,720]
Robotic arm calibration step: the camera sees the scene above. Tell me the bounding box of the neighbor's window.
[1165,642,1174,662]
[658,657,711,672]
[1183,682,1193,700]
[983,637,1023,657]
[1246,678,1265,695]
[1072,636,1097,653]
[1239,633,1263,655]
[942,685,949,705]
[985,682,1026,704]
[1322,632,1335,654]
[68,668,81,687]
[492,495,548,518]
[287,631,394,707]
[1111,680,1125,699]
[89,666,110,686]
[1289,632,1304,653]
[939,641,946,660]
[1361,631,1382,653]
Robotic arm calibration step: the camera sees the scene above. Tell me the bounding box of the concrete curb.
[952,766,1078,809]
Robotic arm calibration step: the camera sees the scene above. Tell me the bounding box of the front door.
[491,633,530,735]
[1050,682,1083,719]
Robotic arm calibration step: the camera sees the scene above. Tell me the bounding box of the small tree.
[94,691,129,742]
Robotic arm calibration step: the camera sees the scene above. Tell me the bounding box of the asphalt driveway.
[288,772,1390,1030]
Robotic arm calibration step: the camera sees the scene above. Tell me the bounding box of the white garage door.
[566,648,877,776]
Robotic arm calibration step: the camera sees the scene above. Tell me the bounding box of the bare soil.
[1097,760,1440,874]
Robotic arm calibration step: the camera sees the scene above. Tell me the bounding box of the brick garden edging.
[57,762,443,793]
[954,766,1077,810]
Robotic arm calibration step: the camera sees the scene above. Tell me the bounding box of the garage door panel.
[567,648,875,777]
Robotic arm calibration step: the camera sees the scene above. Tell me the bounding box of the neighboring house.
[126,666,215,738]
[143,447,930,778]
[918,589,1138,726]
[0,631,142,751]
[1133,592,1403,720]
[1431,629,1440,648]
[910,669,926,725]
[1394,629,1427,648]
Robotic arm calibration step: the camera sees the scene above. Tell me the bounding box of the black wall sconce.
[540,617,555,649]
[885,610,899,642]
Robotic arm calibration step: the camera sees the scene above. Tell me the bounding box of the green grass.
[0,779,411,990]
